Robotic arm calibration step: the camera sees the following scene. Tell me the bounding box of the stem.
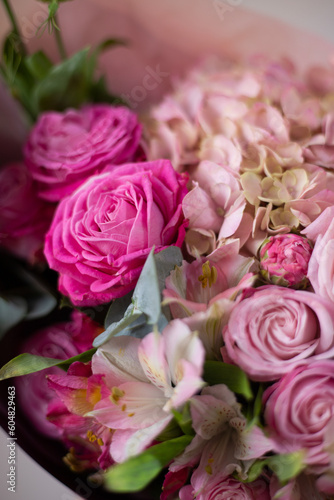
[1,0,26,55]
[54,14,67,61]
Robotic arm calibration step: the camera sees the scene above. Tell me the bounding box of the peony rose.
[180,478,270,500]
[222,286,334,381]
[44,160,188,306]
[0,162,54,262]
[259,233,313,288]
[24,105,142,201]
[264,361,334,495]
[16,311,100,437]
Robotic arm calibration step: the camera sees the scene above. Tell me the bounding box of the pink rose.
[222,286,334,381]
[259,233,313,288]
[44,160,188,306]
[24,105,142,201]
[302,206,334,303]
[264,361,334,495]
[180,478,270,500]
[0,162,54,262]
[16,311,100,437]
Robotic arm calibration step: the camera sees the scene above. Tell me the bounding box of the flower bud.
[259,233,312,289]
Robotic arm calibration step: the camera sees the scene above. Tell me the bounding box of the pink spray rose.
[16,311,100,438]
[222,286,334,381]
[24,105,142,201]
[264,361,334,495]
[180,477,270,500]
[259,233,313,288]
[0,162,54,262]
[44,160,188,306]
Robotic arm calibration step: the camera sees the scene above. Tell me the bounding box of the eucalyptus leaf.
[0,348,96,381]
[203,361,253,401]
[104,435,193,493]
[104,291,133,329]
[93,302,142,347]
[267,451,306,484]
[132,248,161,325]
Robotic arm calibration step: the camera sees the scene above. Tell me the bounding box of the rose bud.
[259,233,312,289]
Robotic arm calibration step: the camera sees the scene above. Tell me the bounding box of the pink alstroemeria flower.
[163,241,255,318]
[170,384,273,497]
[89,320,205,462]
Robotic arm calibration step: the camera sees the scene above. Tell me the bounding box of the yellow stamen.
[121,404,127,412]
[205,465,212,475]
[97,438,104,446]
[127,412,135,417]
[198,261,218,289]
[110,386,125,405]
[87,430,97,443]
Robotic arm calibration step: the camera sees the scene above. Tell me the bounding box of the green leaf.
[24,51,53,80]
[0,296,27,339]
[203,361,253,401]
[155,419,182,442]
[0,348,96,381]
[267,451,306,484]
[93,302,142,347]
[104,435,193,493]
[172,402,194,436]
[94,37,128,54]
[240,450,306,485]
[33,48,92,112]
[132,248,161,325]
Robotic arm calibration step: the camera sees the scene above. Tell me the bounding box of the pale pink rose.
[0,162,54,263]
[24,105,142,201]
[44,160,188,306]
[264,360,334,494]
[180,477,270,500]
[302,206,334,303]
[222,286,334,381]
[182,160,245,238]
[16,311,100,438]
[259,233,313,288]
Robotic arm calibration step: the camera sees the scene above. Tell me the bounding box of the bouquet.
[1,1,334,499]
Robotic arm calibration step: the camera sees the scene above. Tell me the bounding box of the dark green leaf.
[0,348,96,381]
[33,48,92,112]
[104,292,133,329]
[24,51,53,80]
[204,361,253,401]
[104,436,193,493]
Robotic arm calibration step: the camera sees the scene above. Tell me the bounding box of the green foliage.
[104,436,193,493]
[203,360,253,401]
[0,348,96,381]
[93,247,183,347]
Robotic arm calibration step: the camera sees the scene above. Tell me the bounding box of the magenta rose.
[222,286,334,381]
[180,478,270,500]
[44,160,188,306]
[24,105,142,201]
[0,162,54,262]
[259,233,313,289]
[264,361,334,495]
[16,311,100,437]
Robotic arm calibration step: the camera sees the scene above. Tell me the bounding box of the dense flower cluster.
[3,55,334,500]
